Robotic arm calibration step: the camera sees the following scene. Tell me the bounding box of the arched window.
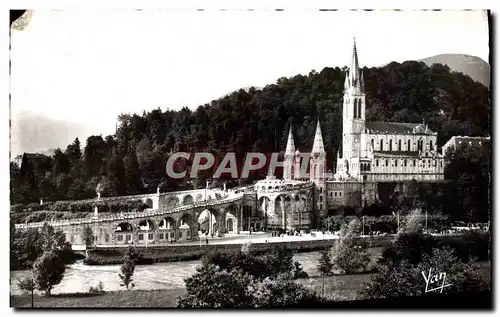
[371,139,374,149]
[389,139,393,151]
[357,100,362,118]
[418,139,423,151]
[353,99,357,118]
[398,139,402,151]
[376,159,379,167]
[395,159,398,167]
[413,159,416,166]
[385,159,389,166]
[404,159,407,167]
[430,140,434,151]
[407,139,411,151]
[380,139,384,151]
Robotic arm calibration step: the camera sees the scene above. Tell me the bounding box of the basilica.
[281,39,445,216]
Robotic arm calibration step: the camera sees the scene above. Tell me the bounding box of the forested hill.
[11,61,490,204]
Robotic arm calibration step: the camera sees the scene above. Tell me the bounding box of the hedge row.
[11,200,149,214]
[321,214,453,234]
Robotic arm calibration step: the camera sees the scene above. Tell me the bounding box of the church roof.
[365,121,436,135]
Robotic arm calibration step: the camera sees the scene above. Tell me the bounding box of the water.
[10,251,322,295]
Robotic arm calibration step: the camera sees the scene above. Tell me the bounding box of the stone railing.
[255,183,313,193]
[15,192,244,230]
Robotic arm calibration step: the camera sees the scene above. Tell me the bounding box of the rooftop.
[365,121,436,135]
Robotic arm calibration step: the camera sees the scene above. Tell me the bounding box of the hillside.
[10,60,490,206]
[417,54,490,88]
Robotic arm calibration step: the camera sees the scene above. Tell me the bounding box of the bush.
[88,281,105,294]
[10,204,25,213]
[17,276,34,295]
[178,262,321,308]
[382,232,435,266]
[178,264,255,308]
[251,274,321,307]
[438,231,489,262]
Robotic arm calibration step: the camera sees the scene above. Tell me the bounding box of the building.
[281,38,446,215]
[441,136,490,157]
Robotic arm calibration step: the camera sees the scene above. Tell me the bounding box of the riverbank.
[10,261,491,308]
[84,235,394,265]
[83,232,486,266]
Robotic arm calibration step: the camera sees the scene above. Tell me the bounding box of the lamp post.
[397,211,400,233]
[362,215,365,236]
[31,270,34,308]
[425,210,428,233]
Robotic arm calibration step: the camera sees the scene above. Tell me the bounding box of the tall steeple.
[347,37,363,91]
[285,126,295,154]
[311,119,325,154]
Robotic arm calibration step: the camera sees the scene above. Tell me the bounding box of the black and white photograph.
[7,7,492,309]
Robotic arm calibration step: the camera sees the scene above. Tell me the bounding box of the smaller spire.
[311,119,325,154]
[285,125,295,154]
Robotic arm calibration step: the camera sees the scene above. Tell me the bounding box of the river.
[10,251,323,295]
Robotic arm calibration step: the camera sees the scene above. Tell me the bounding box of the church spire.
[347,37,363,91]
[311,119,325,154]
[285,125,295,154]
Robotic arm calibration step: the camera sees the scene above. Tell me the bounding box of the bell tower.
[338,38,366,179]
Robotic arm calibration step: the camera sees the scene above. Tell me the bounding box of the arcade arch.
[114,222,134,245]
[183,195,194,205]
[137,219,155,244]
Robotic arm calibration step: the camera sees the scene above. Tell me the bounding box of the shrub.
[88,281,105,294]
[178,264,254,308]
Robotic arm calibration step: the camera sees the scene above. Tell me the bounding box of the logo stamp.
[421,268,453,293]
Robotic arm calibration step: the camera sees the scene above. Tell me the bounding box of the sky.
[10,9,489,137]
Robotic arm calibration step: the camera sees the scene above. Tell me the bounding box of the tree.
[119,246,138,290]
[317,249,334,276]
[39,223,66,252]
[17,276,35,295]
[33,251,66,295]
[123,149,142,195]
[82,226,94,248]
[330,219,370,274]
